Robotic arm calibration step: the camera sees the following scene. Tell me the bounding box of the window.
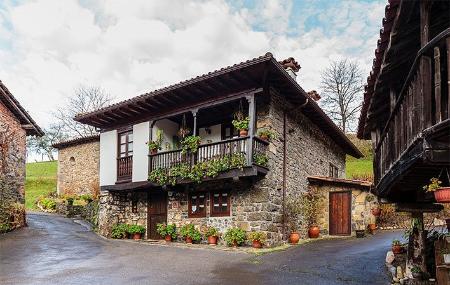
[118,130,133,158]
[210,191,230,217]
[188,192,206,218]
[329,163,339,178]
[222,124,239,140]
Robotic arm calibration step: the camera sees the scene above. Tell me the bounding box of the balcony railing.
[374,30,450,184]
[149,137,268,183]
[117,156,133,181]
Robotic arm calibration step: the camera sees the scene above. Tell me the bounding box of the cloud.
[0,0,386,128]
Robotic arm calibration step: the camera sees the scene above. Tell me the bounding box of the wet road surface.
[0,212,400,285]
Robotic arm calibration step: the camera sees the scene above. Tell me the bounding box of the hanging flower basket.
[434,187,450,203]
[371,207,381,217]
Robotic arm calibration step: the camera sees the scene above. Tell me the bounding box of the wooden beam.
[420,0,430,48]
[447,37,450,118]
[434,47,442,123]
[395,203,443,213]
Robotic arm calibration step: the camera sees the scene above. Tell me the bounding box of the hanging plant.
[178,114,191,139]
[147,130,163,154]
[423,175,450,203]
[181,135,201,154]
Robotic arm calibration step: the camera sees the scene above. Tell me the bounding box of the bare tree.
[53,86,113,138]
[26,124,67,161]
[320,59,364,133]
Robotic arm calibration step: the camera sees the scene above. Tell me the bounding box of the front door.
[329,191,351,236]
[147,192,167,239]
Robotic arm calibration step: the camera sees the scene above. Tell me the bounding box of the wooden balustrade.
[149,137,269,178]
[374,31,450,183]
[117,156,133,180]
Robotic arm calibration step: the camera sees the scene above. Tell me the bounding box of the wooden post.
[434,47,442,123]
[192,109,198,136]
[149,120,155,172]
[447,37,450,119]
[421,56,433,128]
[246,93,256,166]
[420,0,430,48]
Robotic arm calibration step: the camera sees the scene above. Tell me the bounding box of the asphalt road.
[0,212,401,285]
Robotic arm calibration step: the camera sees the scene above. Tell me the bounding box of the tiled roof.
[308,176,373,188]
[52,135,100,149]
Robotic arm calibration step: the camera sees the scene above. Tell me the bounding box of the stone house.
[75,53,362,245]
[0,80,43,229]
[53,135,100,197]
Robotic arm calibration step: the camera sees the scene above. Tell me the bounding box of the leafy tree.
[27,124,67,161]
[320,59,364,133]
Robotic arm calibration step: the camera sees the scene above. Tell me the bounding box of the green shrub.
[79,194,93,203]
[248,231,266,243]
[232,117,249,130]
[253,153,269,167]
[156,223,177,239]
[205,226,220,237]
[39,197,56,210]
[111,223,129,239]
[180,224,202,242]
[0,223,11,233]
[224,227,246,246]
[128,224,146,235]
[181,135,201,154]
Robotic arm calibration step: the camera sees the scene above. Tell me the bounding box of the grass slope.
[345,134,374,179]
[25,161,57,210]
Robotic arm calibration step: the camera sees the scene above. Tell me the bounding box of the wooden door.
[329,191,351,236]
[147,192,167,239]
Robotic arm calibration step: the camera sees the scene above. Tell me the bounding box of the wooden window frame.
[188,192,207,218]
[210,190,230,217]
[118,129,133,158]
[221,123,239,140]
[329,163,339,178]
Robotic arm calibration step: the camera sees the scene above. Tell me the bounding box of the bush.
[39,197,56,210]
[180,224,202,242]
[0,223,11,233]
[111,223,129,239]
[224,227,246,246]
[128,224,146,235]
[248,231,266,243]
[79,194,93,203]
[205,226,220,237]
[156,223,177,239]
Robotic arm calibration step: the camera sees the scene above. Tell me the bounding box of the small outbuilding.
[307,176,374,236]
[53,135,100,197]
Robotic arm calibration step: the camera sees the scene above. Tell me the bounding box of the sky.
[0,0,386,129]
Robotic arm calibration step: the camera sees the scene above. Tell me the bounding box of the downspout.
[282,98,309,240]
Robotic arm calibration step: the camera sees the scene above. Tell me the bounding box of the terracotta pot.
[308,226,320,239]
[207,236,218,245]
[259,134,269,141]
[289,232,300,244]
[392,245,403,254]
[164,235,172,242]
[133,233,142,240]
[186,237,193,244]
[371,208,381,217]
[434,187,450,203]
[368,224,377,233]
[239,129,248,137]
[252,240,262,249]
[150,148,158,155]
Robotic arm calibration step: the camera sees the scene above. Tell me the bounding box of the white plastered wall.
[100,130,117,186]
[132,121,150,182]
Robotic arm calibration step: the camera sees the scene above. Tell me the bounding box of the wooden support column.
[192,109,198,136]
[447,37,450,119]
[246,93,256,166]
[434,47,442,123]
[420,0,430,48]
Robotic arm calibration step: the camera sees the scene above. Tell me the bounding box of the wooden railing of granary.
[117,156,133,180]
[374,30,450,183]
[149,137,268,177]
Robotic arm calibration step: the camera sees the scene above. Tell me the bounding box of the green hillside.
[345,134,374,180]
[25,161,57,210]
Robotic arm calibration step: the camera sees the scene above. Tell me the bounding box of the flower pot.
[355,230,365,238]
[239,129,248,137]
[164,235,172,242]
[434,187,450,203]
[259,134,269,141]
[150,149,158,155]
[392,245,403,254]
[368,224,377,233]
[308,226,320,239]
[289,232,300,244]
[207,236,218,245]
[444,254,450,264]
[252,240,262,249]
[186,237,193,244]
[371,208,381,217]
[133,233,142,240]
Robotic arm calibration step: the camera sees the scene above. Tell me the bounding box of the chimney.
[279,57,301,80]
[307,90,321,101]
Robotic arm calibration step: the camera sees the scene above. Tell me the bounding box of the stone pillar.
[406,212,427,276]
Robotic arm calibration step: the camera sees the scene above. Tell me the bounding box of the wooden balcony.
[117,156,133,182]
[148,137,269,186]
[374,30,450,201]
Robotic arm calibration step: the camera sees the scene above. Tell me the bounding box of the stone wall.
[0,101,27,227]
[57,141,100,196]
[309,183,372,235]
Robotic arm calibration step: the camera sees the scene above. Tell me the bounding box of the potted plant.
[111,223,129,239]
[286,200,301,244]
[180,224,202,244]
[441,247,450,264]
[156,223,177,242]
[180,135,201,154]
[128,225,146,240]
[248,231,266,248]
[205,227,220,245]
[147,130,163,155]
[232,117,250,137]
[391,239,403,254]
[258,129,275,141]
[371,207,381,217]
[299,190,320,238]
[224,227,246,247]
[368,215,377,233]
[410,266,422,279]
[424,177,450,203]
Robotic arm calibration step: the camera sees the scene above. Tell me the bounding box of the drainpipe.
[282,98,309,241]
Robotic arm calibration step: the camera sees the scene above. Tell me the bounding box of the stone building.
[0,80,43,229]
[53,135,100,197]
[74,53,362,245]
